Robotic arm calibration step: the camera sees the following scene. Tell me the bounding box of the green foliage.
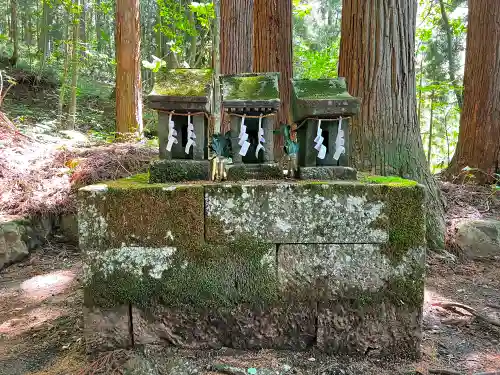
[210,132,232,158]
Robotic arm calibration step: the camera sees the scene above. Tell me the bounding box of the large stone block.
[278,243,424,357]
[133,303,316,350]
[205,181,425,247]
[78,177,205,309]
[278,244,425,297]
[317,301,422,358]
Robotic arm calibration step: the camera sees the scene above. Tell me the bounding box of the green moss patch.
[103,184,205,249]
[85,236,278,310]
[361,175,418,187]
[292,78,354,100]
[221,73,280,101]
[149,159,210,183]
[150,68,213,97]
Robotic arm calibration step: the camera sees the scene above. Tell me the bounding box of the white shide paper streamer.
[166,113,178,152]
[255,114,265,158]
[238,115,251,156]
[185,113,197,154]
[333,117,345,160]
[314,119,327,160]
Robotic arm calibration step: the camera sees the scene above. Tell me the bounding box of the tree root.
[433,302,500,328]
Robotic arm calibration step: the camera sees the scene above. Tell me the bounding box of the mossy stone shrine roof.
[220,73,280,103]
[150,68,213,98]
[291,78,361,121]
[292,78,354,100]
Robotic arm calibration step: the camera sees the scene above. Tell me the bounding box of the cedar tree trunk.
[219,0,253,134]
[115,0,143,135]
[253,0,293,156]
[339,0,445,250]
[446,0,500,183]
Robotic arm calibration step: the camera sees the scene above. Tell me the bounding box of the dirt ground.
[0,240,499,375]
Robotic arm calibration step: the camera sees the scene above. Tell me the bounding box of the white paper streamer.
[255,114,265,158]
[166,113,178,152]
[333,117,345,160]
[314,119,326,160]
[185,113,197,154]
[238,115,250,157]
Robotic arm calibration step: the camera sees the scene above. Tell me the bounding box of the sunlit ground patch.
[20,269,76,301]
[0,306,65,337]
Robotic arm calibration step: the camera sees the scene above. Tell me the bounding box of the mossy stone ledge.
[79,175,426,358]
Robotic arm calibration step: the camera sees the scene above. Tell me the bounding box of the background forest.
[0,0,468,173]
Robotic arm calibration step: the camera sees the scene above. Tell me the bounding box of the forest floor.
[1,76,500,374]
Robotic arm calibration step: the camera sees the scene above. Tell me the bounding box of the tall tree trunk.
[252,0,293,158]
[80,0,87,54]
[115,0,143,136]
[68,0,80,129]
[10,0,18,66]
[212,0,221,134]
[438,0,463,109]
[446,0,500,183]
[219,0,253,134]
[338,0,445,251]
[38,0,51,62]
[95,0,102,51]
[220,0,253,74]
[427,92,434,168]
[59,11,71,127]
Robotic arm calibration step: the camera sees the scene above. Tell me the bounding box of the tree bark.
[445,0,500,183]
[253,0,293,158]
[115,0,143,135]
[220,0,253,74]
[339,0,445,250]
[220,0,253,134]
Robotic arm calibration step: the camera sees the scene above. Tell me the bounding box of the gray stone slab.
[205,182,391,244]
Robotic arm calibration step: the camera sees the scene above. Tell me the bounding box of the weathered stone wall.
[79,174,426,358]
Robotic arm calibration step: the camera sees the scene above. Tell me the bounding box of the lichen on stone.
[205,182,389,244]
[84,245,178,283]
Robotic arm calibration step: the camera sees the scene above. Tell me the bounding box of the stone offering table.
[148,68,213,182]
[291,78,361,180]
[220,73,282,180]
[79,174,426,358]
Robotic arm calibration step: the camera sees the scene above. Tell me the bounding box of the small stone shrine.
[78,69,426,360]
[292,78,361,180]
[148,68,212,182]
[220,73,282,180]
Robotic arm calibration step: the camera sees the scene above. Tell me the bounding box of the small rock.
[456,219,500,259]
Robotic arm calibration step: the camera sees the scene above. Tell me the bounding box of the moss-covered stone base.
[149,159,209,183]
[79,175,426,358]
[226,164,283,181]
[299,166,357,181]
